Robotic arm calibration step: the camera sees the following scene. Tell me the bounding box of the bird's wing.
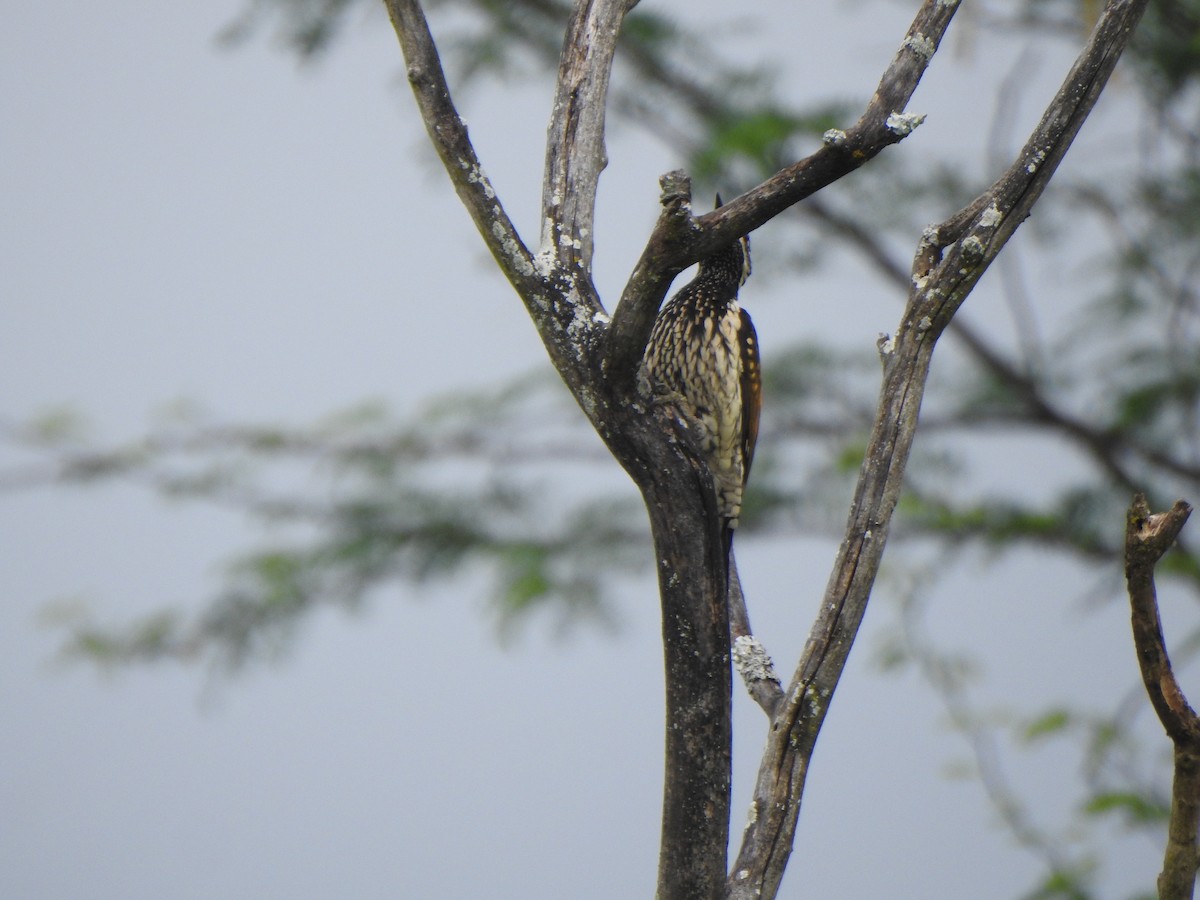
[738,307,762,482]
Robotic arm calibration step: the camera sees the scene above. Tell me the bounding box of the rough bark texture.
[640,405,732,898]
[383,0,612,405]
[540,0,635,274]
[1124,494,1199,900]
[728,1,1151,894]
[380,0,1152,896]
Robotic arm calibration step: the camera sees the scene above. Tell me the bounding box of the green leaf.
[1083,791,1170,825]
[692,107,814,181]
[1024,708,1072,741]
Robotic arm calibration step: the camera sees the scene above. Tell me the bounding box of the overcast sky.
[1,3,1167,898]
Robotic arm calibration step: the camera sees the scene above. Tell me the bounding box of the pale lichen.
[903,33,936,61]
[960,234,986,265]
[733,635,779,685]
[822,128,848,147]
[979,203,1004,228]
[806,686,827,717]
[885,111,926,137]
[463,162,496,200]
[532,246,558,279]
[538,218,560,263]
[491,219,533,277]
[564,291,599,351]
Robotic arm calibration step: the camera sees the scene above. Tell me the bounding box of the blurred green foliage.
[5,1,1200,896]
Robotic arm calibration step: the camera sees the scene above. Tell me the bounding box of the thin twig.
[728,553,784,717]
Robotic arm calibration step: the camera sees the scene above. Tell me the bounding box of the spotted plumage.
[642,204,761,542]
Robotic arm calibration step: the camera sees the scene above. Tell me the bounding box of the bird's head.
[706,193,751,287]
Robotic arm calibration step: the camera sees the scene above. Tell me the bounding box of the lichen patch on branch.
[979,203,1004,228]
[461,160,497,200]
[733,635,779,685]
[490,218,534,277]
[903,34,937,61]
[886,111,927,136]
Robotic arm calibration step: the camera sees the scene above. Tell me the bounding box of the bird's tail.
[723,521,746,638]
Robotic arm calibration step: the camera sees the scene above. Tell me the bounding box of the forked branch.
[382,1,1153,897]
[603,0,961,393]
[729,0,1151,895]
[1124,493,1199,900]
[383,0,612,402]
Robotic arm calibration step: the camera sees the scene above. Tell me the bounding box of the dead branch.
[540,0,635,275]
[603,0,961,392]
[383,0,612,405]
[381,0,1154,896]
[1124,492,1199,900]
[729,1,1151,895]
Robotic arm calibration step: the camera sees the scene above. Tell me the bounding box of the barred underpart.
[643,225,760,533]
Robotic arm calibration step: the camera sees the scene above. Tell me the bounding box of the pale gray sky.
[1,2,1164,897]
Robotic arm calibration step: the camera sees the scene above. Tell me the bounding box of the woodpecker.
[642,197,761,552]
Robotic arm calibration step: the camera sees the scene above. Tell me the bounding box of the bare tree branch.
[540,0,635,274]
[383,0,610,405]
[533,26,747,885]
[633,406,733,900]
[380,1,1155,896]
[729,1,1151,895]
[729,555,784,717]
[383,0,537,292]
[602,0,961,393]
[1124,493,1199,900]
